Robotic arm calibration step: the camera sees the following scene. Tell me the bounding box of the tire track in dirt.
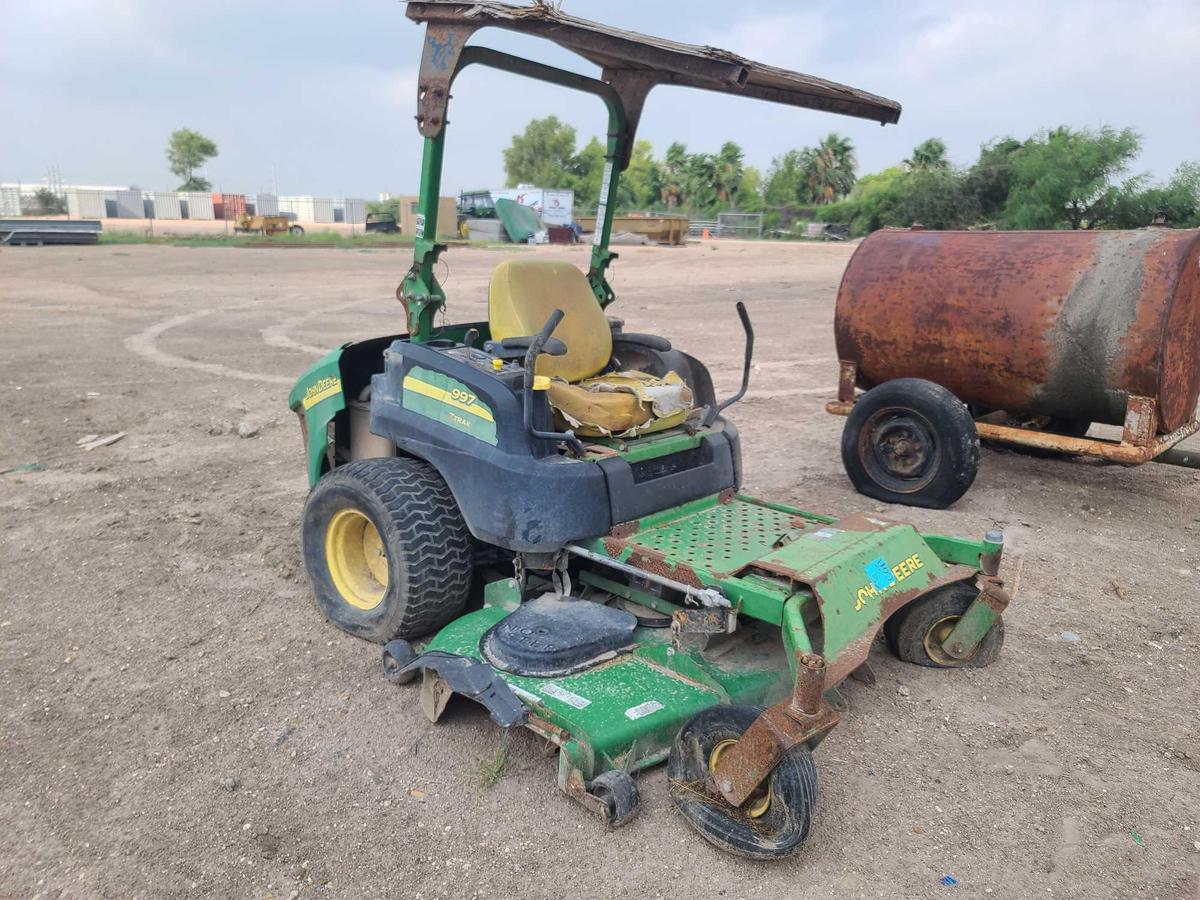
[125,310,294,386]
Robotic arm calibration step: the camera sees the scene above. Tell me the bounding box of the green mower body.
[287,2,1014,860]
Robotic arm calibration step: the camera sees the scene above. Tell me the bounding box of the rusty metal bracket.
[712,653,839,807]
[670,607,737,639]
[974,395,1199,466]
[415,22,478,136]
[942,577,1010,661]
[825,359,858,416]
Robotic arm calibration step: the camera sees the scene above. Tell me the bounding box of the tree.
[502,116,580,188]
[905,138,949,171]
[736,166,765,213]
[30,188,66,215]
[764,149,808,207]
[1002,126,1141,229]
[657,142,689,209]
[713,141,745,204]
[617,140,658,211]
[804,133,857,204]
[166,128,218,192]
[963,137,1023,220]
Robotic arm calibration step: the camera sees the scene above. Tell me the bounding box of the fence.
[687,213,763,239]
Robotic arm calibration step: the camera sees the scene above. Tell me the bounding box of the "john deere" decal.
[402,366,498,445]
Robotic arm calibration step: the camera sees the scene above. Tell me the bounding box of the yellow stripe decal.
[302,378,342,410]
[402,375,495,422]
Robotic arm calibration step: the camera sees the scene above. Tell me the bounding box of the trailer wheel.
[841,378,979,509]
[668,704,818,860]
[885,581,1004,668]
[302,457,472,642]
[289,224,305,236]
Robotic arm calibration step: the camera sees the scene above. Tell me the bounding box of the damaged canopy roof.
[405,1,901,125]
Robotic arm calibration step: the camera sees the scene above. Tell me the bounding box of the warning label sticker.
[540,683,591,709]
[625,700,664,720]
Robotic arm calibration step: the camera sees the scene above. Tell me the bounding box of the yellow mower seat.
[488,259,693,438]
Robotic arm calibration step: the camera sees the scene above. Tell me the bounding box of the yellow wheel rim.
[923,614,968,666]
[709,739,771,818]
[325,508,388,611]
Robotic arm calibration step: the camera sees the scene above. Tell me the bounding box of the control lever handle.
[702,301,754,427]
[523,309,584,455]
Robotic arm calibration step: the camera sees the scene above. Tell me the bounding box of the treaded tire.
[884,581,1004,668]
[668,704,818,860]
[302,457,472,642]
[842,378,979,509]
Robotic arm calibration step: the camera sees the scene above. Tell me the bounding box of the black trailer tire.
[842,378,979,509]
[668,704,818,860]
[591,770,640,828]
[302,457,472,643]
[289,224,305,236]
[884,581,1004,668]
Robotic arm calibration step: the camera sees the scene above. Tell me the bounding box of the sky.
[4,0,1199,199]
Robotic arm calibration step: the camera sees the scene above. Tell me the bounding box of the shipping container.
[254,193,279,216]
[278,196,334,223]
[181,192,214,220]
[67,189,106,219]
[343,198,367,225]
[150,192,182,219]
[0,187,22,216]
[212,193,247,221]
[111,189,143,218]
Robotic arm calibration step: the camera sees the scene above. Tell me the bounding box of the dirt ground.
[1,240,1197,900]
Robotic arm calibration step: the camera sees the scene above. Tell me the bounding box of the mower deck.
[401,491,1000,832]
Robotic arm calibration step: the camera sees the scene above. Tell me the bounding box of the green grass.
[96,231,522,250]
[477,737,516,790]
[98,230,418,249]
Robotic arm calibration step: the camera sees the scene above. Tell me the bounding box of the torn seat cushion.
[487,259,696,436]
[548,369,694,438]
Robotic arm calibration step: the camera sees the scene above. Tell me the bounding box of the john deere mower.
[289,1,1012,859]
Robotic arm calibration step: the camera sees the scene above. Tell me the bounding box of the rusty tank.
[834,228,1200,432]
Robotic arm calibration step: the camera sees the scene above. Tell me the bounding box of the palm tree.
[657,142,688,208]
[905,138,950,171]
[804,133,857,204]
[714,141,745,204]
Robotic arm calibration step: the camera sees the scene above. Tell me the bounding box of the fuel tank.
[834,228,1200,432]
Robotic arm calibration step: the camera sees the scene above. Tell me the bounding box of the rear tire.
[302,457,472,642]
[289,224,305,236]
[842,378,979,509]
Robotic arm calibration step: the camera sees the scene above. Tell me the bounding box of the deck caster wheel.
[382,639,418,685]
[841,378,979,509]
[668,705,818,860]
[885,581,1004,668]
[590,770,640,828]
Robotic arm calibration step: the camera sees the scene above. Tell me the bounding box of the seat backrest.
[488,259,612,381]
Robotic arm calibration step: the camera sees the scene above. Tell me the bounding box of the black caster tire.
[302,457,472,643]
[591,770,640,828]
[668,704,818,860]
[885,580,1004,668]
[382,639,419,685]
[842,378,979,509]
